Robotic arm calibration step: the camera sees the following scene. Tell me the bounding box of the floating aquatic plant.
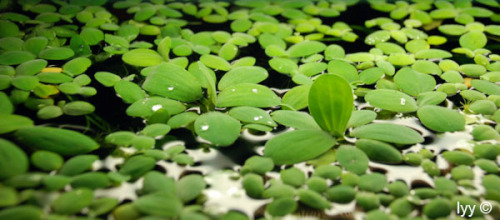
[1,0,500,219]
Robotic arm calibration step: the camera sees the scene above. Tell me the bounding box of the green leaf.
[299,62,327,77]
[218,66,268,90]
[219,43,238,60]
[359,67,384,85]
[471,79,500,95]
[216,83,280,108]
[264,129,336,165]
[23,37,48,55]
[287,40,326,57]
[16,59,47,76]
[266,198,297,217]
[0,114,34,134]
[387,53,415,66]
[309,74,353,136]
[350,123,424,145]
[71,172,111,190]
[356,139,402,164]
[14,127,99,156]
[39,47,74,60]
[122,49,163,67]
[167,112,199,129]
[126,97,186,118]
[375,42,406,54]
[80,27,104,45]
[417,91,447,106]
[0,20,19,38]
[281,84,311,110]
[105,131,135,146]
[62,101,95,116]
[298,189,330,210]
[94,71,121,87]
[365,89,418,113]
[119,155,156,180]
[365,30,391,45]
[229,106,276,127]
[12,75,38,91]
[460,30,487,50]
[0,138,28,180]
[194,112,241,146]
[176,174,206,203]
[52,188,94,215]
[394,67,436,96]
[0,51,35,65]
[142,63,202,102]
[347,110,377,128]
[0,92,13,114]
[59,155,98,176]
[271,110,321,130]
[0,206,43,220]
[438,24,467,36]
[37,105,63,119]
[337,145,369,175]
[327,60,359,83]
[269,58,298,75]
[200,54,231,71]
[142,171,175,195]
[157,37,171,60]
[415,49,452,59]
[460,64,486,77]
[31,150,63,171]
[141,124,171,137]
[114,81,146,104]
[62,57,91,76]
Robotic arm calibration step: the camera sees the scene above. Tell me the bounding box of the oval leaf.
[264,130,336,165]
[309,74,353,136]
